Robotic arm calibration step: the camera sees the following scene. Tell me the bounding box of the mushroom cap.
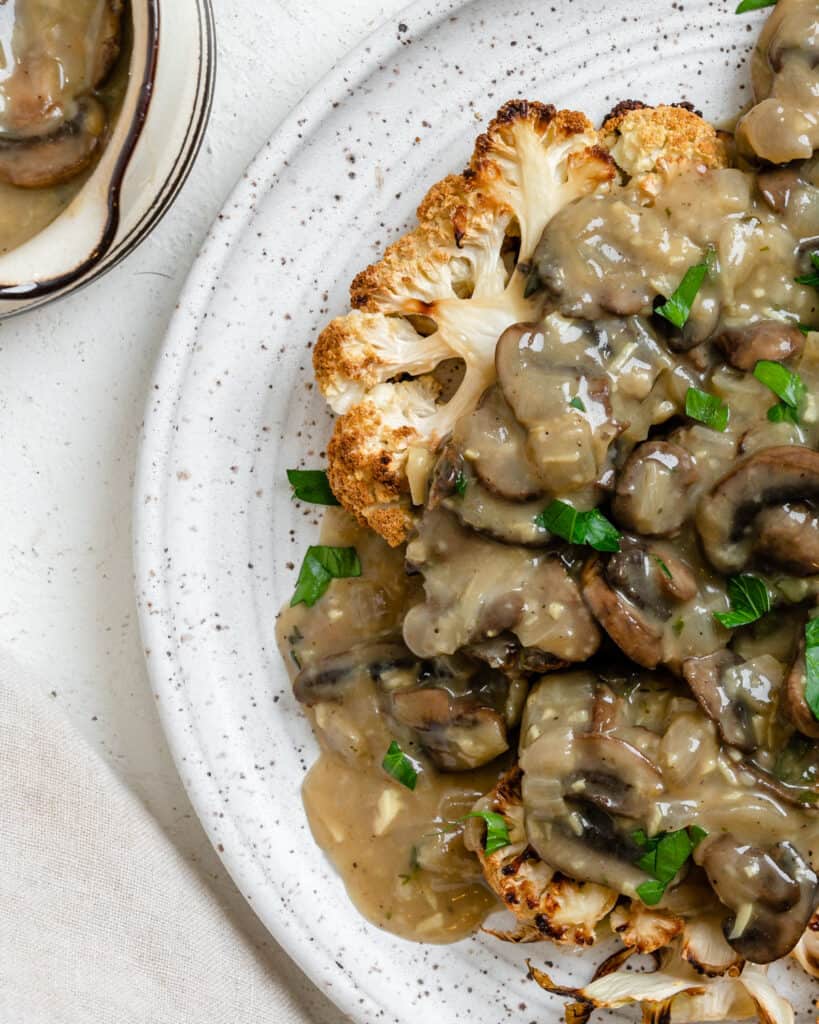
[782,633,819,740]
[700,835,819,964]
[456,385,544,501]
[714,320,804,372]
[0,96,107,189]
[613,440,698,537]
[696,446,819,575]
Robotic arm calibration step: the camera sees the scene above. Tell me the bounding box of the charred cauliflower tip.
[315,100,727,545]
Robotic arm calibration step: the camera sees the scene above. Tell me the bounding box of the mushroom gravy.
[278,0,819,971]
[277,511,503,942]
[0,0,128,253]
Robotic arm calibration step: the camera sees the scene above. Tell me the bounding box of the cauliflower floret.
[469,767,617,946]
[315,100,616,544]
[314,99,727,545]
[528,953,793,1024]
[792,911,818,979]
[601,101,729,197]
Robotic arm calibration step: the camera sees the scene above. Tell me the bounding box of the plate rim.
[133,2,463,1019]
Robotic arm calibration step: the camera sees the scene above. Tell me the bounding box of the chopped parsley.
[634,825,708,906]
[795,251,819,289]
[753,360,806,424]
[714,574,771,629]
[655,253,713,328]
[535,500,621,552]
[654,556,673,579]
[286,468,340,505]
[735,0,776,10]
[382,741,419,790]
[455,472,468,497]
[462,811,512,855]
[569,396,586,412]
[685,387,729,431]
[290,545,361,607]
[805,618,819,722]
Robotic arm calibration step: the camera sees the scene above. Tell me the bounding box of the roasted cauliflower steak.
[313,100,728,545]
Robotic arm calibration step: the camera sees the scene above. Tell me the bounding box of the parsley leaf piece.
[634,826,707,906]
[455,472,468,497]
[286,468,340,506]
[569,396,586,412]
[735,0,776,10]
[290,545,361,608]
[753,360,806,423]
[636,879,668,906]
[582,509,623,552]
[767,401,799,424]
[654,556,673,579]
[382,741,419,790]
[799,323,816,336]
[795,251,819,288]
[655,259,710,328]
[805,618,819,721]
[714,574,771,629]
[535,500,621,553]
[462,811,511,855]
[685,387,729,431]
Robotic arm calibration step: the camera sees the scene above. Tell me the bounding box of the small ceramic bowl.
[0,0,215,316]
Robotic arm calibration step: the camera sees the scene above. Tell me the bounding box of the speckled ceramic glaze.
[134,2,814,1020]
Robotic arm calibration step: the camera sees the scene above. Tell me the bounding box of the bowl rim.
[0,0,216,311]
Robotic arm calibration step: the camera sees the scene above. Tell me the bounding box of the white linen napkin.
[0,654,349,1024]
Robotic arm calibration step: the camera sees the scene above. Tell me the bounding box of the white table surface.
[0,0,407,982]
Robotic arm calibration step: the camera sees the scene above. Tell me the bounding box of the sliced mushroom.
[682,650,784,753]
[696,446,819,575]
[757,166,803,214]
[0,96,108,189]
[390,689,509,772]
[495,317,621,494]
[737,0,819,162]
[582,558,663,669]
[699,835,819,963]
[428,445,550,547]
[404,508,600,663]
[783,634,819,740]
[581,541,699,670]
[613,441,698,537]
[293,642,416,705]
[455,386,543,501]
[754,504,819,576]
[522,729,664,819]
[714,321,804,372]
[526,804,649,896]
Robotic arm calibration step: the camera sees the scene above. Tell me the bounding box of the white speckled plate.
[134,2,813,1021]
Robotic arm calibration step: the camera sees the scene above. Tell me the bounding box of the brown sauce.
[278,0,819,968]
[0,0,129,254]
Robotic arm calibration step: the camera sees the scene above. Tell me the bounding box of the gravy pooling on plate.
[279,0,819,1012]
[0,0,127,254]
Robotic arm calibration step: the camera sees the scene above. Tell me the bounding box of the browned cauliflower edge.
[314,100,728,545]
[468,767,618,946]
[601,100,730,196]
[317,101,615,544]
